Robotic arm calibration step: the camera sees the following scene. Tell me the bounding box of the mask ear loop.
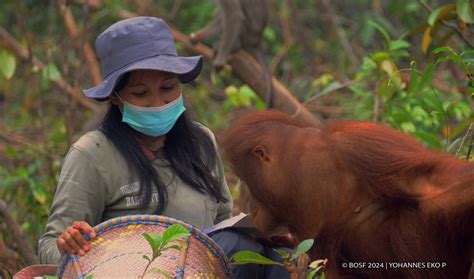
[113,91,125,113]
[113,91,125,103]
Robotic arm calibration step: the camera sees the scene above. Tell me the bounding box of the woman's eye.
[132,91,147,97]
[162,82,177,91]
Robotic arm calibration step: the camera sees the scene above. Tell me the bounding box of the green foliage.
[290,239,314,261]
[421,0,474,53]
[224,85,266,111]
[346,22,472,152]
[0,49,16,80]
[231,239,326,278]
[307,259,328,279]
[232,250,284,266]
[141,224,191,278]
[457,0,474,24]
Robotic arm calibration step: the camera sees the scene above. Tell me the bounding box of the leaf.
[406,67,419,94]
[320,81,342,96]
[368,20,390,43]
[357,57,377,79]
[461,49,474,55]
[371,52,390,63]
[389,40,410,51]
[86,275,94,279]
[428,4,456,26]
[432,46,456,55]
[0,49,16,79]
[33,187,47,204]
[306,269,318,279]
[161,244,182,252]
[142,232,163,251]
[412,131,443,149]
[224,85,238,96]
[447,137,463,153]
[42,62,62,81]
[50,132,67,144]
[17,167,28,180]
[306,266,323,279]
[437,54,463,64]
[161,224,190,245]
[5,146,18,159]
[360,14,375,47]
[239,85,260,108]
[311,73,334,88]
[379,60,397,76]
[143,255,150,263]
[309,259,327,269]
[417,63,435,91]
[273,248,290,259]
[421,27,432,54]
[291,239,314,261]
[232,251,284,266]
[457,0,474,24]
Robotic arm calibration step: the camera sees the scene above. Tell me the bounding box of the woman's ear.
[109,93,120,106]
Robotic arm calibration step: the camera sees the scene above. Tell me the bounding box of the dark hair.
[99,73,228,214]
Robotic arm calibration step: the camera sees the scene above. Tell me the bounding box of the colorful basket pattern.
[57,215,232,279]
[13,264,58,278]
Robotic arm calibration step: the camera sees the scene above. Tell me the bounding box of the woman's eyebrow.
[126,83,146,88]
[163,75,177,81]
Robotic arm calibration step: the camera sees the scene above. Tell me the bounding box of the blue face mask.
[118,94,186,137]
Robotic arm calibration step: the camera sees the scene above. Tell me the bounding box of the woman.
[38,16,288,278]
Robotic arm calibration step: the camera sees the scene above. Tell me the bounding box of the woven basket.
[13,264,57,278]
[57,215,232,278]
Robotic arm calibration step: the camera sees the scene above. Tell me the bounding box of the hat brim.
[83,55,203,100]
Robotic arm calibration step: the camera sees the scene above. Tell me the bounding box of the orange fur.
[222,110,474,279]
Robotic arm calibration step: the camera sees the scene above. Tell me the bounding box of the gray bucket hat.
[83,16,203,100]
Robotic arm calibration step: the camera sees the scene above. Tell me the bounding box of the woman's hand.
[57,221,96,256]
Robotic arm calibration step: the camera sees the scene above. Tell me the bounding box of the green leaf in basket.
[142,232,163,254]
[143,255,151,263]
[161,224,191,245]
[231,251,284,266]
[161,244,182,252]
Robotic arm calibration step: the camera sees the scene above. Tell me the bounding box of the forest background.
[0,0,472,276]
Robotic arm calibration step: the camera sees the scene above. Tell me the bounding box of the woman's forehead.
[127,70,177,84]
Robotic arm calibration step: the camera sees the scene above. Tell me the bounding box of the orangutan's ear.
[252,145,271,162]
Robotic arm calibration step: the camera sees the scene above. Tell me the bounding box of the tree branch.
[58,1,102,86]
[0,200,38,266]
[0,27,100,112]
[417,0,474,48]
[0,131,61,160]
[173,28,320,125]
[320,0,360,68]
[270,0,293,74]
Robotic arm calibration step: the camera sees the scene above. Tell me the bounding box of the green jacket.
[38,125,233,264]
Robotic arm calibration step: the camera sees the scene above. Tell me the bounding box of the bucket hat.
[83,17,203,100]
